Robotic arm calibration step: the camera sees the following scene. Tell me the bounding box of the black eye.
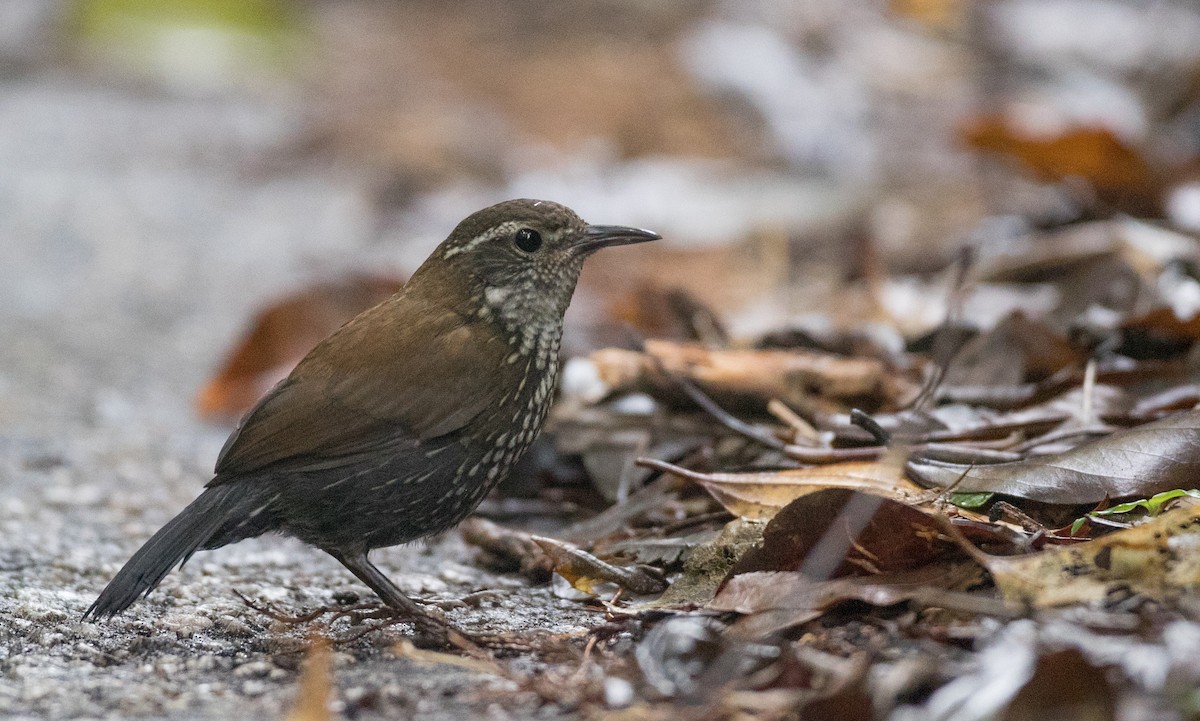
[514,228,542,253]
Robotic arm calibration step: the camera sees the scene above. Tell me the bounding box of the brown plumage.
[85,199,658,624]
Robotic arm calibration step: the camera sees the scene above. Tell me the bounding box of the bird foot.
[399,607,484,655]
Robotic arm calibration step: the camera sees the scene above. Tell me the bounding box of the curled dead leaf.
[909,409,1200,504]
[531,535,667,596]
[641,458,924,520]
[711,563,984,619]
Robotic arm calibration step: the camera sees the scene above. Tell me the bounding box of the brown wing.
[211,295,509,478]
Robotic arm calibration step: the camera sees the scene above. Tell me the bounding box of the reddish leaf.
[1120,307,1200,359]
[961,115,1163,216]
[724,488,962,581]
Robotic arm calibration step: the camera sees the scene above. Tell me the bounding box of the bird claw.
[406,611,483,654]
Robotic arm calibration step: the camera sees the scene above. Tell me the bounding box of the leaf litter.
[214,207,1200,720]
[150,4,1200,719]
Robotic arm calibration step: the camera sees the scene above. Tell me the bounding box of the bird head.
[421,199,659,331]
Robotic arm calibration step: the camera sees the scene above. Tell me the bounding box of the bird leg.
[328,550,475,650]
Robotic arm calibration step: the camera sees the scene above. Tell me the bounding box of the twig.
[767,399,821,443]
[905,246,976,413]
[782,444,885,463]
[1081,358,1097,425]
[849,409,890,445]
[673,372,786,450]
[641,346,785,450]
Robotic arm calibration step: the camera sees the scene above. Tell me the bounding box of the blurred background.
[5,3,1200,715]
[3,0,1200,442]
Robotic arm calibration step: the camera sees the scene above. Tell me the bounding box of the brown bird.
[85,199,659,629]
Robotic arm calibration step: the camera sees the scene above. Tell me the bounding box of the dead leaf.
[908,408,1200,503]
[943,312,1083,386]
[651,518,766,608]
[712,563,982,616]
[197,274,402,422]
[531,535,667,596]
[602,529,722,566]
[1119,306,1200,359]
[957,504,1200,607]
[642,458,925,519]
[1001,648,1115,721]
[725,489,962,581]
[590,339,918,413]
[961,115,1164,216]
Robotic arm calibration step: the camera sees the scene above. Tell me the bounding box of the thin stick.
[670,370,786,450]
[767,399,821,443]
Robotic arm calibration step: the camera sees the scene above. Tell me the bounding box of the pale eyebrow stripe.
[441,221,523,259]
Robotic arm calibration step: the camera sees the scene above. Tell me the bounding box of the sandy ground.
[0,70,598,720]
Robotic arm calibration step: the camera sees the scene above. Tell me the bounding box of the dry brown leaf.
[726,489,963,581]
[282,638,332,721]
[961,505,1200,607]
[650,518,766,608]
[531,535,667,596]
[196,274,402,422]
[605,281,728,346]
[944,312,1083,386]
[1120,306,1200,358]
[591,339,917,412]
[711,562,981,617]
[1001,648,1115,721]
[642,458,924,519]
[961,115,1163,216]
[706,490,998,632]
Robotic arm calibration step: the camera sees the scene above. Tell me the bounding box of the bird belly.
[267,435,520,552]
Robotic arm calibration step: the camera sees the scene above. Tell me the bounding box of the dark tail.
[84,485,252,620]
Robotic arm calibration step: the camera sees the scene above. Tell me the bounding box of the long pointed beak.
[573,224,661,255]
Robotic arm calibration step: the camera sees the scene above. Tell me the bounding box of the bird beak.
[573,224,661,255]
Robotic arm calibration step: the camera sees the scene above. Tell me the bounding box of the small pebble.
[604,677,635,708]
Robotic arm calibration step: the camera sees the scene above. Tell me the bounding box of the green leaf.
[948,492,994,509]
[1070,489,1200,534]
[1092,489,1200,518]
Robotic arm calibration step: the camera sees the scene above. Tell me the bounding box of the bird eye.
[514,228,542,253]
